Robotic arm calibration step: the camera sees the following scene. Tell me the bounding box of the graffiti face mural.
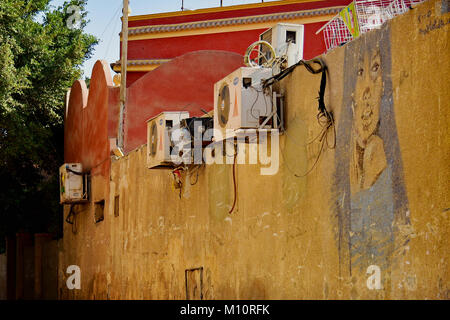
[351,49,385,194]
[349,47,394,270]
[334,29,411,278]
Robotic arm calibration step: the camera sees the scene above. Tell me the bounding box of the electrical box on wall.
[260,23,304,69]
[213,67,273,141]
[147,111,190,169]
[179,116,214,163]
[180,116,214,148]
[59,163,88,204]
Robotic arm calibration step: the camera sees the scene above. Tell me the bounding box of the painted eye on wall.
[371,62,380,73]
[357,68,364,76]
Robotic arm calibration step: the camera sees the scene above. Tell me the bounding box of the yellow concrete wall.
[59,0,449,300]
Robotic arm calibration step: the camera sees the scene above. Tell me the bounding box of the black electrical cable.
[66,167,83,176]
[249,86,262,121]
[316,59,328,116]
[66,204,75,224]
[65,204,78,234]
[189,164,204,186]
[265,58,336,178]
[263,58,331,122]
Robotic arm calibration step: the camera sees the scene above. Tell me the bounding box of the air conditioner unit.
[260,23,304,70]
[59,163,88,204]
[213,67,274,141]
[147,111,190,168]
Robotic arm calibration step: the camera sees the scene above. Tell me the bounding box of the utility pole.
[118,0,129,153]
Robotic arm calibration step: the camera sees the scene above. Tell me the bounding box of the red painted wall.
[64,80,87,164]
[108,86,120,140]
[126,72,148,88]
[83,61,111,175]
[128,29,265,60]
[124,50,244,153]
[128,22,327,62]
[128,0,352,27]
[304,21,327,59]
[65,61,116,177]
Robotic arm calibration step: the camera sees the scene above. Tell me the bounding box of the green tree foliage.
[0,0,97,251]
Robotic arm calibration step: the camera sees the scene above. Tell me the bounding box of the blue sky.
[49,0,281,79]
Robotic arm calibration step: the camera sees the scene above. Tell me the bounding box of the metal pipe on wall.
[118,0,129,152]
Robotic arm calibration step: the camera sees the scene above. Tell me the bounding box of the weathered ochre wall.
[59,0,449,300]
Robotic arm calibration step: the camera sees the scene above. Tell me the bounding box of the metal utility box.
[59,163,88,204]
[179,116,214,164]
[180,116,214,148]
[147,111,189,168]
